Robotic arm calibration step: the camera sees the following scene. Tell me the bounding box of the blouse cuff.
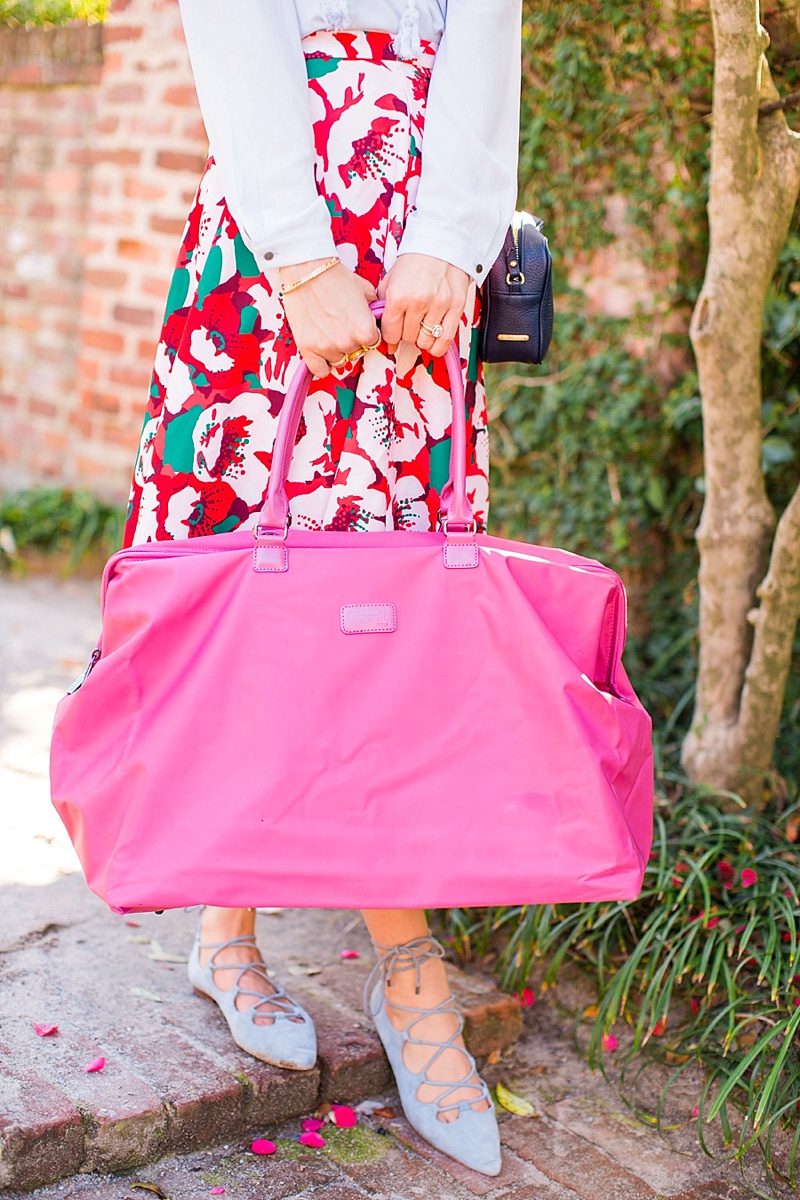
[395,211,510,287]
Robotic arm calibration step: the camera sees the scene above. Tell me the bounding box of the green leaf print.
[196,244,223,309]
[164,267,190,320]
[234,233,259,279]
[306,58,339,79]
[468,326,480,383]
[162,405,204,473]
[239,304,259,335]
[429,437,451,494]
[336,385,356,420]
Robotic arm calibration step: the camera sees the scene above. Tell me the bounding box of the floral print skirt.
[120,27,490,549]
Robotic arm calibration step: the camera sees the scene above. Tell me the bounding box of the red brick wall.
[0,0,207,505]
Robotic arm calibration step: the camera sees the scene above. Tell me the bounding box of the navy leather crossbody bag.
[478,210,554,365]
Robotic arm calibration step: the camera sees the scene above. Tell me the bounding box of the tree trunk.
[680,0,800,804]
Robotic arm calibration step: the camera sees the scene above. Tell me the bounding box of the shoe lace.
[197,932,305,1023]
[362,933,490,1117]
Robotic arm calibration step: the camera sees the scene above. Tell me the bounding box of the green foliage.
[440,783,800,1184]
[0,0,105,25]
[0,486,124,571]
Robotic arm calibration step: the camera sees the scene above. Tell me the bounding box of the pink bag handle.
[255,298,475,536]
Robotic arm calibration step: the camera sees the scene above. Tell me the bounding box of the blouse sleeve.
[395,0,523,286]
[176,0,337,272]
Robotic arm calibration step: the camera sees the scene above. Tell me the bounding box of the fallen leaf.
[130,987,165,1003]
[495,1082,537,1116]
[582,1004,600,1019]
[286,963,323,976]
[250,1138,277,1155]
[147,940,187,964]
[131,1185,169,1198]
[33,1023,58,1037]
[486,1048,502,1065]
[84,1056,106,1073]
[372,1105,396,1118]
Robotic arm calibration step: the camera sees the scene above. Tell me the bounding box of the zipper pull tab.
[65,647,101,695]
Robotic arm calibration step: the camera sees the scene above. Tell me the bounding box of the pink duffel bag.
[50,299,654,915]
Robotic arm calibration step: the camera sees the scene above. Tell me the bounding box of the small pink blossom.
[33,1023,58,1037]
[692,1106,700,1117]
[740,867,758,888]
[300,1117,325,1132]
[330,1104,358,1128]
[250,1138,276,1155]
[601,1032,618,1052]
[706,916,720,929]
[651,1016,667,1036]
[83,1056,106,1073]
[513,986,535,1007]
[690,997,700,1015]
[298,1131,326,1148]
[716,859,735,883]
[340,949,360,959]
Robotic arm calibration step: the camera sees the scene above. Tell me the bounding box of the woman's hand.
[279,258,380,378]
[376,253,471,358]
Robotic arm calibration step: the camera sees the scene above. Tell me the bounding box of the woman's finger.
[304,350,332,378]
[425,305,463,357]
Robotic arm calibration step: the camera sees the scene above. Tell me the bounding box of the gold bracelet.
[277,256,339,298]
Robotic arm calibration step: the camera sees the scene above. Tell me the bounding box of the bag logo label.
[340,603,397,634]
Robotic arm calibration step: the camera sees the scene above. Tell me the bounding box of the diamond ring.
[420,319,445,340]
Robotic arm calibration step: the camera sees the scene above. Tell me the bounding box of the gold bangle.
[278,256,340,298]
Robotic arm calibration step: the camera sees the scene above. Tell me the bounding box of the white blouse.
[176,1,522,285]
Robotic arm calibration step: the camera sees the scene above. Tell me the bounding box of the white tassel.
[392,0,421,60]
[321,0,354,30]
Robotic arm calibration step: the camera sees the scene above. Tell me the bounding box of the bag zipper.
[92,537,626,694]
[65,646,101,694]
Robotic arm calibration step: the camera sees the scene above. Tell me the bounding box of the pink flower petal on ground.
[706,916,720,929]
[125,919,141,927]
[740,867,758,888]
[513,985,535,1007]
[33,1023,58,1037]
[692,1106,700,1117]
[300,1117,325,1132]
[716,859,735,882]
[330,1104,358,1127]
[83,1056,106,1072]
[601,1032,618,1052]
[250,1138,276,1155]
[298,1131,326,1148]
[210,1189,225,1195]
[339,949,360,959]
[651,1016,668,1036]
[690,997,700,1014]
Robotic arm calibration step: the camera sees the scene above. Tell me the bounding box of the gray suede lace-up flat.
[362,932,502,1176]
[187,923,317,1070]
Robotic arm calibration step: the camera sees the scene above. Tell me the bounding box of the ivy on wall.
[0,0,105,24]
[489,1,799,753]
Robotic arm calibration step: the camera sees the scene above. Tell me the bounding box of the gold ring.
[331,335,381,369]
[420,319,445,340]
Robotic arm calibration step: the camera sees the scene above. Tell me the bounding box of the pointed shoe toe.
[187,927,317,1071]
[363,935,503,1178]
